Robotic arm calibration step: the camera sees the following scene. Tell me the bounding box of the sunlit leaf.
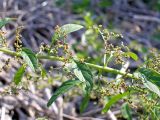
[71,60,93,91]
[138,68,160,97]
[51,32,59,44]
[121,103,132,120]
[102,91,132,113]
[51,24,83,46]
[144,80,160,97]
[0,18,12,28]
[61,24,83,34]
[20,47,38,72]
[36,117,48,120]
[13,65,25,85]
[40,65,47,78]
[125,52,138,61]
[80,92,90,113]
[104,51,114,66]
[47,79,81,107]
[138,68,160,87]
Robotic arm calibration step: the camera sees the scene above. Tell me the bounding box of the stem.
[0,47,138,80]
[85,63,138,80]
[0,47,20,57]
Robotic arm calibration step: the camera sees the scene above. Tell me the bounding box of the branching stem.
[0,47,139,80]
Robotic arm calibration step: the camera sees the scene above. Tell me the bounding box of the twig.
[81,108,102,116]
[0,106,5,120]
[107,110,117,120]
[115,61,130,84]
[0,47,139,80]
[133,15,160,23]
[63,114,81,120]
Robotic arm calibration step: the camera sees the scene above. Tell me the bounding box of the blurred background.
[0,0,160,120]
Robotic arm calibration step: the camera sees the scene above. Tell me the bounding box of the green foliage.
[102,91,132,113]
[35,117,48,120]
[47,79,81,107]
[13,65,25,85]
[71,59,93,113]
[144,80,160,97]
[138,68,160,86]
[1,21,160,118]
[84,12,94,27]
[55,0,65,6]
[98,0,112,7]
[125,52,138,61]
[80,92,90,113]
[72,0,90,13]
[138,68,160,97]
[51,24,83,46]
[152,31,160,42]
[121,103,132,120]
[0,18,12,28]
[153,0,160,11]
[104,51,114,66]
[40,65,47,78]
[20,47,38,72]
[61,24,84,34]
[71,60,93,91]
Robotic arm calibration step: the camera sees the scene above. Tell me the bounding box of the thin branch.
[0,47,139,80]
[0,106,6,120]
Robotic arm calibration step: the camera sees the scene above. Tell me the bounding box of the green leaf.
[47,79,81,107]
[13,65,25,85]
[51,24,83,47]
[138,68,160,97]
[40,65,47,78]
[104,51,114,66]
[121,103,132,120]
[20,47,38,72]
[51,32,59,44]
[0,18,12,28]
[102,91,131,113]
[138,68,160,87]
[144,80,160,97]
[61,24,84,34]
[125,52,138,61]
[80,92,90,113]
[35,117,48,120]
[71,60,93,91]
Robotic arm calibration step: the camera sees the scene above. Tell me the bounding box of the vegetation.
[0,17,160,119]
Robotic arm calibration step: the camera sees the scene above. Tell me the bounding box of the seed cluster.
[146,49,160,72]
[0,24,160,118]
[0,58,11,72]
[39,25,72,62]
[93,25,130,65]
[14,27,23,51]
[92,78,128,99]
[0,30,7,47]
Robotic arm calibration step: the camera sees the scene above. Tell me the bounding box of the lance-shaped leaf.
[47,79,81,107]
[13,65,25,85]
[40,66,47,78]
[138,68,160,87]
[143,80,160,97]
[49,24,84,54]
[51,24,83,44]
[121,103,132,120]
[0,18,12,28]
[125,52,138,61]
[80,92,90,113]
[102,91,132,113]
[71,60,93,91]
[61,24,84,34]
[20,47,38,72]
